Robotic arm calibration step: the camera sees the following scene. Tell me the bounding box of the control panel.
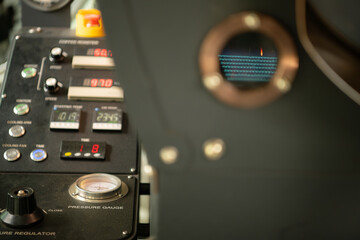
[0,28,139,239]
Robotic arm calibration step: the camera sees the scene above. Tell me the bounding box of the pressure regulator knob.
[0,187,44,228]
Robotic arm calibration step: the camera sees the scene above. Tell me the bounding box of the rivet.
[2,94,6,99]
[122,231,129,235]
[130,168,136,173]
[275,78,291,93]
[203,74,222,90]
[244,13,261,29]
[203,138,225,160]
[127,175,133,179]
[15,35,20,40]
[160,146,178,164]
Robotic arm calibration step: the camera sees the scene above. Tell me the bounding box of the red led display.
[83,78,113,88]
[60,141,106,160]
[78,144,99,153]
[93,48,112,57]
[91,144,100,153]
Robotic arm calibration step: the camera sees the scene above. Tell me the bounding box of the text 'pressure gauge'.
[69,173,128,203]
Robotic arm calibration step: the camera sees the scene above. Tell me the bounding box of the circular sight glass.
[219,32,278,89]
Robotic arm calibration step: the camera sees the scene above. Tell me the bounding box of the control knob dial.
[44,77,61,94]
[0,187,44,228]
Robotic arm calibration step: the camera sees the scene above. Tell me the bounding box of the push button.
[4,149,21,162]
[30,149,47,162]
[9,125,25,138]
[13,103,29,115]
[21,67,37,78]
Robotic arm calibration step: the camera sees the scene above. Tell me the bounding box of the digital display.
[83,78,113,88]
[86,48,112,57]
[50,107,81,130]
[92,108,122,131]
[60,141,106,160]
[219,32,278,89]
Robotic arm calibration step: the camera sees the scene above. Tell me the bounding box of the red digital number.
[99,79,105,87]
[91,78,98,87]
[94,48,101,57]
[80,145,83,152]
[100,49,108,57]
[105,79,113,88]
[90,78,112,88]
[91,144,99,153]
[93,48,111,57]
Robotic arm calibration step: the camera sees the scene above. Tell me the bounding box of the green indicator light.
[21,67,37,78]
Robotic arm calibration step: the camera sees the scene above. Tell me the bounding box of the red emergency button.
[84,14,101,27]
[76,9,105,38]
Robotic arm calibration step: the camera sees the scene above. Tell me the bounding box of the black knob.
[49,47,65,63]
[44,77,60,93]
[0,187,44,228]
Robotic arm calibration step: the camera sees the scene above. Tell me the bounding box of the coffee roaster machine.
[1,0,360,239]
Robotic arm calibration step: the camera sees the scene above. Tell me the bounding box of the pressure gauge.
[23,0,72,12]
[69,173,128,203]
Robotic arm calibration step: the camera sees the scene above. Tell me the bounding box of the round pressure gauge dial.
[69,173,128,203]
[23,0,72,12]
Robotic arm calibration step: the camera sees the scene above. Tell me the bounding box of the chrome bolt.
[122,231,129,236]
[15,35,20,40]
[203,138,226,161]
[244,13,261,29]
[160,146,178,164]
[1,94,6,99]
[127,175,133,179]
[130,168,136,173]
[203,74,222,90]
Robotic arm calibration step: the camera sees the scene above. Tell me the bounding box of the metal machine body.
[98,0,360,239]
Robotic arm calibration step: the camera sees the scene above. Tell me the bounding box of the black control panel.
[0,28,139,239]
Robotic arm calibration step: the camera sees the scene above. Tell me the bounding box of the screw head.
[275,78,291,93]
[203,74,222,90]
[122,230,129,235]
[203,138,226,161]
[130,168,136,173]
[144,165,154,175]
[15,35,20,40]
[2,94,7,99]
[244,13,261,29]
[160,146,178,164]
[28,27,42,34]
